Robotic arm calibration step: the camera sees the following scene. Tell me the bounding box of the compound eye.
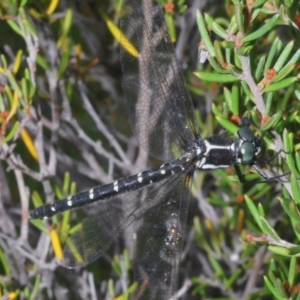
[240,141,255,164]
[238,127,254,142]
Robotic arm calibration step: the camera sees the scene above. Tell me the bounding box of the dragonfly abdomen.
[30,156,192,220]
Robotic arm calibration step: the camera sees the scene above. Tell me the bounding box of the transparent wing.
[133,175,191,299]
[120,0,199,161]
[62,169,192,300]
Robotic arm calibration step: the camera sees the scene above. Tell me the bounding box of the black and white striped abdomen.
[30,155,192,219]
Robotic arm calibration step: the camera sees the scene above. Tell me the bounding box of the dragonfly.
[30,0,288,299]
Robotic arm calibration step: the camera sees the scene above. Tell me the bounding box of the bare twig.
[238,55,266,115]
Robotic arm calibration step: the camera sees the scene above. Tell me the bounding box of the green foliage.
[192,0,300,298]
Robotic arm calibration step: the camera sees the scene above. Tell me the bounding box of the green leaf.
[288,256,296,287]
[275,278,288,298]
[214,40,225,67]
[234,51,242,69]
[0,54,7,69]
[278,197,300,221]
[245,195,263,231]
[260,217,281,242]
[61,209,71,242]
[123,249,130,270]
[242,14,279,43]
[283,130,300,178]
[0,248,10,276]
[13,50,23,74]
[0,93,4,112]
[30,218,48,233]
[4,121,19,143]
[62,172,71,196]
[231,84,239,116]
[196,11,216,57]
[21,78,28,103]
[66,223,81,236]
[258,203,265,217]
[252,0,268,8]
[268,266,278,283]
[194,71,239,82]
[62,9,73,36]
[208,255,225,278]
[29,84,36,99]
[271,63,296,83]
[58,49,70,77]
[235,2,244,33]
[296,152,300,173]
[108,279,115,297]
[208,57,229,73]
[211,103,223,117]
[262,77,298,93]
[204,13,227,39]
[220,40,235,49]
[178,5,188,14]
[264,92,273,116]
[215,116,239,134]
[22,15,38,37]
[226,268,242,288]
[57,9,73,48]
[29,274,41,300]
[36,54,50,71]
[287,245,300,256]
[296,90,300,101]
[268,245,290,257]
[264,276,282,300]
[165,13,176,43]
[228,16,238,35]
[112,255,122,276]
[260,112,282,130]
[286,48,300,65]
[6,71,22,96]
[264,38,281,74]
[291,173,300,204]
[7,20,22,36]
[240,81,254,101]
[254,56,266,81]
[273,40,294,72]
[223,87,232,112]
[283,0,293,7]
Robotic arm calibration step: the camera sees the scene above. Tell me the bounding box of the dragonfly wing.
[132,173,192,300]
[120,0,199,161]
[62,166,192,274]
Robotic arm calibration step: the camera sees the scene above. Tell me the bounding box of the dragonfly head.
[237,126,261,165]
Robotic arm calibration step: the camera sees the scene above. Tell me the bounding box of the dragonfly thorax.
[194,125,262,171]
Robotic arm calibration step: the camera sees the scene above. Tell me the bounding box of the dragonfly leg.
[234,164,290,184]
[256,149,289,165]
